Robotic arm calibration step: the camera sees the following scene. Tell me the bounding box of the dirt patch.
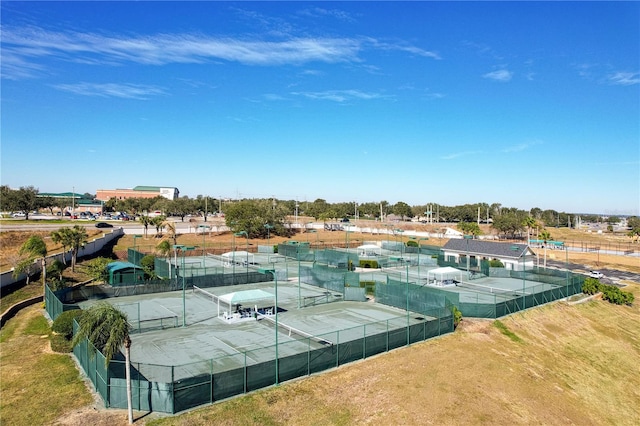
[51,407,133,426]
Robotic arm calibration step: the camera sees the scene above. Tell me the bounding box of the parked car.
[589,271,604,279]
[12,212,26,218]
[95,222,113,228]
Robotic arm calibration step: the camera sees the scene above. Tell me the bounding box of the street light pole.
[510,245,526,310]
[273,270,279,385]
[463,235,473,279]
[564,242,570,296]
[234,231,249,282]
[406,262,410,345]
[198,225,210,258]
[132,235,141,283]
[264,224,273,248]
[409,236,428,281]
[394,229,405,258]
[259,268,278,385]
[232,231,236,284]
[172,244,186,326]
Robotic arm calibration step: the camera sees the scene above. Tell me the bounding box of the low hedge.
[359,259,379,269]
[582,278,634,306]
[51,309,84,339]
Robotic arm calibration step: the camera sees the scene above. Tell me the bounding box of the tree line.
[2,186,638,241]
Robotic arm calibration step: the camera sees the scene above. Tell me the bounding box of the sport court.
[61,243,582,414]
[78,279,432,384]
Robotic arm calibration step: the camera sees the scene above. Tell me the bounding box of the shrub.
[140,254,157,279]
[85,257,111,282]
[451,306,462,329]
[359,259,379,269]
[489,259,504,268]
[47,277,67,291]
[46,259,66,280]
[582,278,601,295]
[582,278,634,306]
[140,254,155,271]
[406,240,418,247]
[51,309,84,339]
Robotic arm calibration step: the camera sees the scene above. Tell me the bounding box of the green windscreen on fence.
[53,284,455,415]
[50,261,584,415]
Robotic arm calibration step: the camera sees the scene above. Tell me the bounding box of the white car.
[588,271,604,279]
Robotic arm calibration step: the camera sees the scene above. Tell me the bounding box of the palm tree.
[150,216,166,237]
[523,216,537,245]
[540,229,552,269]
[51,228,71,265]
[52,225,88,271]
[14,235,47,288]
[138,215,152,238]
[162,220,177,246]
[72,303,134,424]
[156,240,171,258]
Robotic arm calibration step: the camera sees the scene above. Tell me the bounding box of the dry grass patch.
[0,229,105,271]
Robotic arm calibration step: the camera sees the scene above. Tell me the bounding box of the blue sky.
[1,1,638,215]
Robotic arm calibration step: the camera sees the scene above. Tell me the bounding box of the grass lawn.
[0,307,93,425]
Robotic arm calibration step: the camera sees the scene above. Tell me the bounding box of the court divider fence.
[46,246,584,415]
[48,260,455,415]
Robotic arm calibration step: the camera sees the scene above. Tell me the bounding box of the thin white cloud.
[608,72,639,86]
[1,26,438,79]
[263,93,287,101]
[290,89,387,102]
[502,140,543,153]
[368,38,441,60]
[461,40,504,61]
[297,7,356,22]
[52,82,166,99]
[0,49,45,79]
[483,69,513,82]
[1,26,362,70]
[300,69,324,76]
[440,151,480,160]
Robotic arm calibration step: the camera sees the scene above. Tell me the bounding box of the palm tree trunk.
[42,258,47,298]
[71,249,77,272]
[125,336,133,424]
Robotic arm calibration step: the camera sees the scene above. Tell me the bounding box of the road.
[546,259,640,287]
[0,218,212,234]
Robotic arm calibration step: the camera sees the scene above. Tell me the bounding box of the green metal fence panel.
[173,373,212,413]
[337,338,364,366]
[214,367,245,401]
[246,359,276,392]
[45,285,63,320]
[278,352,311,383]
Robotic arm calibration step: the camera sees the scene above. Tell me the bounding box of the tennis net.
[455,281,523,297]
[193,285,223,305]
[256,313,333,346]
[131,316,179,333]
[302,291,340,308]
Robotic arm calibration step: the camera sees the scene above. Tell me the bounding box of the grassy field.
[0,307,94,425]
[1,224,639,425]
